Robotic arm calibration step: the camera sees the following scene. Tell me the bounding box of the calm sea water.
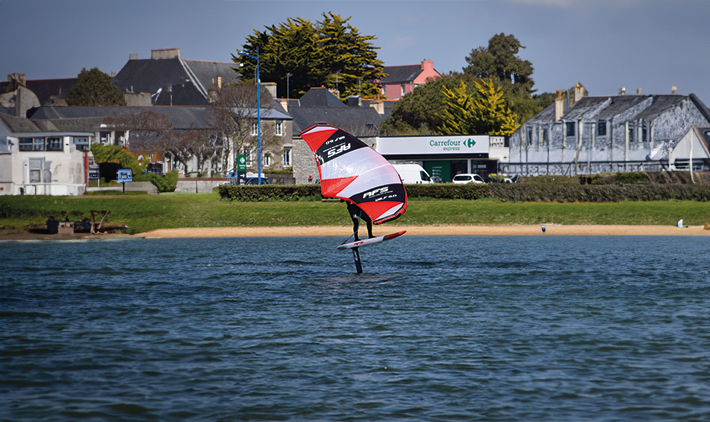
[1,235,709,421]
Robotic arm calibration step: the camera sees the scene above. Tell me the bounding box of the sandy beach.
[139,224,710,238]
[2,224,707,241]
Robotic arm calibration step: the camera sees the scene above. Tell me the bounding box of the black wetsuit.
[347,202,373,241]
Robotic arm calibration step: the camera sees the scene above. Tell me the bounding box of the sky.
[1,0,709,103]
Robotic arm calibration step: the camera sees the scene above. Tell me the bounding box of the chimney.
[636,88,642,95]
[129,53,138,60]
[421,59,434,72]
[574,83,585,103]
[217,76,222,90]
[151,48,181,60]
[555,90,564,121]
[278,98,288,112]
[619,87,626,95]
[369,100,384,115]
[262,82,277,99]
[347,96,361,107]
[671,85,678,94]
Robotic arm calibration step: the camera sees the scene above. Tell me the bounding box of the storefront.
[376,135,493,182]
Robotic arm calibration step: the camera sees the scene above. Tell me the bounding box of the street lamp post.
[239,47,262,185]
[286,72,292,105]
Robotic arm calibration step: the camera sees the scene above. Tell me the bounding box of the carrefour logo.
[429,137,477,152]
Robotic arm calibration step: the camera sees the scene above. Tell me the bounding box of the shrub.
[405,184,490,200]
[219,184,322,201]
[134,171,179,192]
[614,171,649,185]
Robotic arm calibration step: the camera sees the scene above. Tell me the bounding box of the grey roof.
[289,106,383,137]
[28,104,289,130]
[379,65,423,84]
[527,94,710,125]
[0,78,77,105]
[297,87,346,107]
[0,112,100,134]
[30,106,214,129]
[113,57,240,105]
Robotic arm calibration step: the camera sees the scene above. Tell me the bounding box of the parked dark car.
[244,177,272,185]
[430,176,446,183]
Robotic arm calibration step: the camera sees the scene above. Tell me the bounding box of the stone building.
[504,85,710,176]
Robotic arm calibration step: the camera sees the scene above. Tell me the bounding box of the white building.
[0,113,97,195]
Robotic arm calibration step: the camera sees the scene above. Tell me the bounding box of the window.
[541,129,548,146]
[283,147,292,167]
[244,147,253,167]
[29,158,43,183]
[628,125,635,143]
[19,138,33,151]
[31,137,45,151]
[251,124,258,136]
[74,137,90,152]
[263,152,272,167]
[401,83,406,97]
[46,137,63,151]
[642,124,648,143]
[100,131,110,144]
[275,121,284,136]
[565,122,575,137]
[526,126,533,145]
[597,120,606,136]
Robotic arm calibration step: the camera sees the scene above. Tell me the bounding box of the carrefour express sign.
[376,135,489,155]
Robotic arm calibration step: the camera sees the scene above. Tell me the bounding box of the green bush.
[405,184,490,200]
[218,184,322,201]
[519,175,580,185]
[217,182,710,203]
[90,144,145,175]
[134,171,179,192]
[489,184,710,202]
[614,171,649,184]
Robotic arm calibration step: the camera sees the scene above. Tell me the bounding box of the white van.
[392,164,432,184]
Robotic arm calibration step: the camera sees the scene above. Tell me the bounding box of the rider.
[347,201,373,241]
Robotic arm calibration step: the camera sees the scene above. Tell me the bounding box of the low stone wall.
[126,182,158,195]
[175,179,223,193]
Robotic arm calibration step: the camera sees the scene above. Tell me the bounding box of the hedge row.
[404,184,490,200]
[490,184,710,202]
[218,184,322,201]
[218,183,710,202]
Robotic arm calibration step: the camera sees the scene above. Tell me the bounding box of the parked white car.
[451,173,486,184]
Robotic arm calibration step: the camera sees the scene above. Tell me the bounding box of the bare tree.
[209,82,280,173]
[105,110,213,176]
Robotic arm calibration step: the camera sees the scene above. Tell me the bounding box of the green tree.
[438,79,519,137]
[464,33,551,123]
[464,33,534,94]
[68,68,126,106]
[235,12,386,101]
[380,75,464,135]
[90,144,143,174]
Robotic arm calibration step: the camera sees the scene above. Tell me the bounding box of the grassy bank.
[2,193,709,235]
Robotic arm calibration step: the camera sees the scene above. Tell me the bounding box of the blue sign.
[117,169,133,183]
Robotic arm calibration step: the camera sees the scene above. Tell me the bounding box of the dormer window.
[597,120,607,136]
[565,122,575,137]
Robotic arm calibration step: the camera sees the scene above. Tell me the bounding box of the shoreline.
[138,224,709,238]
[2,225,708,241]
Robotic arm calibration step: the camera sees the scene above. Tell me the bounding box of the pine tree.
[67,68,126,106]
[234,13,386,101]
[438,79,519,136]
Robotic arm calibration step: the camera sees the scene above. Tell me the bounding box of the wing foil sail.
[300,124,408,225]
